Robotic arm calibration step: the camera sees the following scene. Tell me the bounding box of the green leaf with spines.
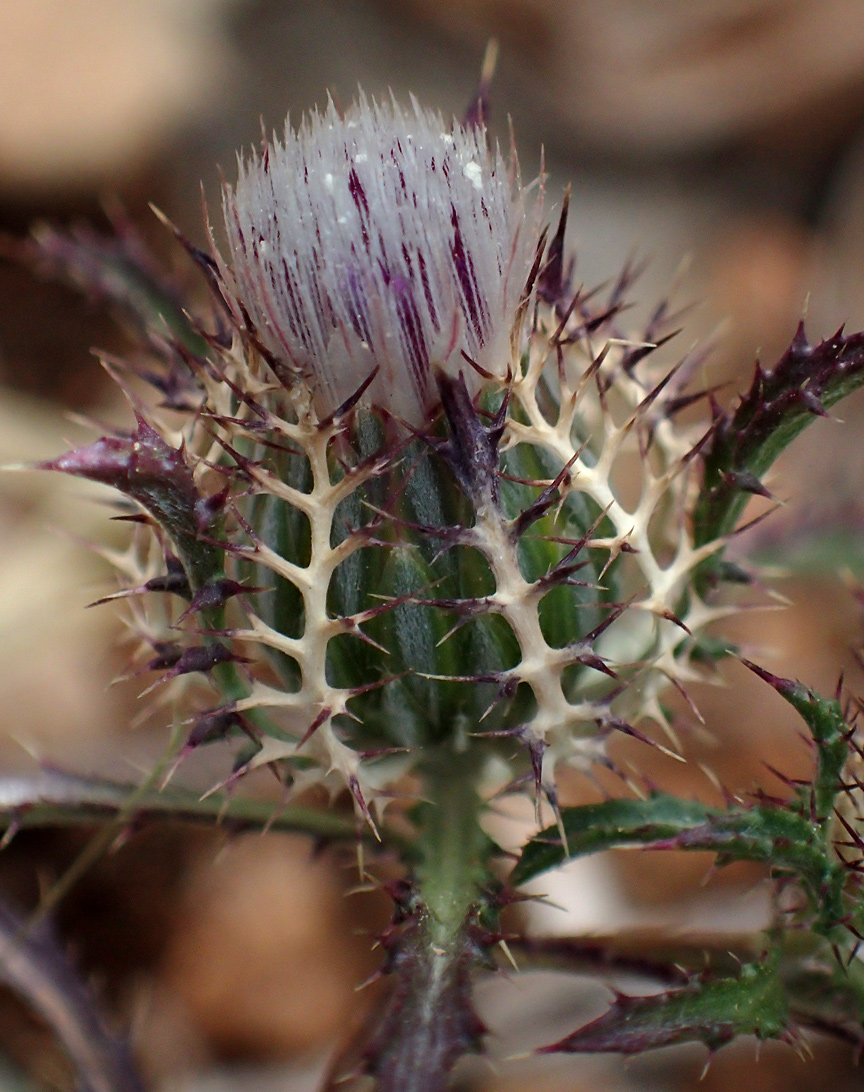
[542,950,789,1055]
[693,324,864,583]
[512,794,714,884]
[511,793,841,920]
[740,660,850,826]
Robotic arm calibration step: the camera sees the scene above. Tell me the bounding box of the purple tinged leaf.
[43,416,192,502]
[721,470,774,499]
[186,707,255,749]
[435,370,504,506]
[4,215,210,361]
[694,322,864,558]
[40,415,224,590]
[537,189,570,307]
[161,642,249,680]
[88,553,192,607]
[176,577,262,622]
[740,657,801,699]
[540,956,789,1056]
[145,554,192,597]
[145,641,183,672]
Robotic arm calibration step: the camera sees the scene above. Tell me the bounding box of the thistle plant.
[9,89,864,1090]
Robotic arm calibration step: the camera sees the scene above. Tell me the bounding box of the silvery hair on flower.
[218,93,533,424]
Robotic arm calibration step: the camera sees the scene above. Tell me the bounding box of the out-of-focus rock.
[0,0,237,193]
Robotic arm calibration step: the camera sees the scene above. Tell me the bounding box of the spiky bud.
[36,94,732,809]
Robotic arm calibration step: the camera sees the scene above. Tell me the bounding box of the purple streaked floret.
[217,93,534,424]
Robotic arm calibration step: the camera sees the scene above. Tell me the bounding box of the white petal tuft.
[218,93,534,423]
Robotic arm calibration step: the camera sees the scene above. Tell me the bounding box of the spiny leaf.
[694,324,864,572]
[41,415,224,592]
[510,793,834,897]
[540,952,788,1056]
[512,794,707,884]
[6,219,211,358]
[742,660,850,825]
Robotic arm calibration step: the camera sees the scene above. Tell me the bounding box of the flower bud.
[218,93,533,424]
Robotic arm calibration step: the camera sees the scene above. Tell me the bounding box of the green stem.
[25,724,187,928]
[364,747,494,1092]
[414,747,491,947]
[0,769,398,846]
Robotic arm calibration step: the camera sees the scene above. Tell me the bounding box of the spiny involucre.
[43,94,727,816]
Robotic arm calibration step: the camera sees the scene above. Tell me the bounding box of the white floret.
[219,93,533,424]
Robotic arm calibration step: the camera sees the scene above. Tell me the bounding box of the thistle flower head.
[218,93,533,423]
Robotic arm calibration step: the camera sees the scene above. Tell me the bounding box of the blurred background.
[4,1,864,1090]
